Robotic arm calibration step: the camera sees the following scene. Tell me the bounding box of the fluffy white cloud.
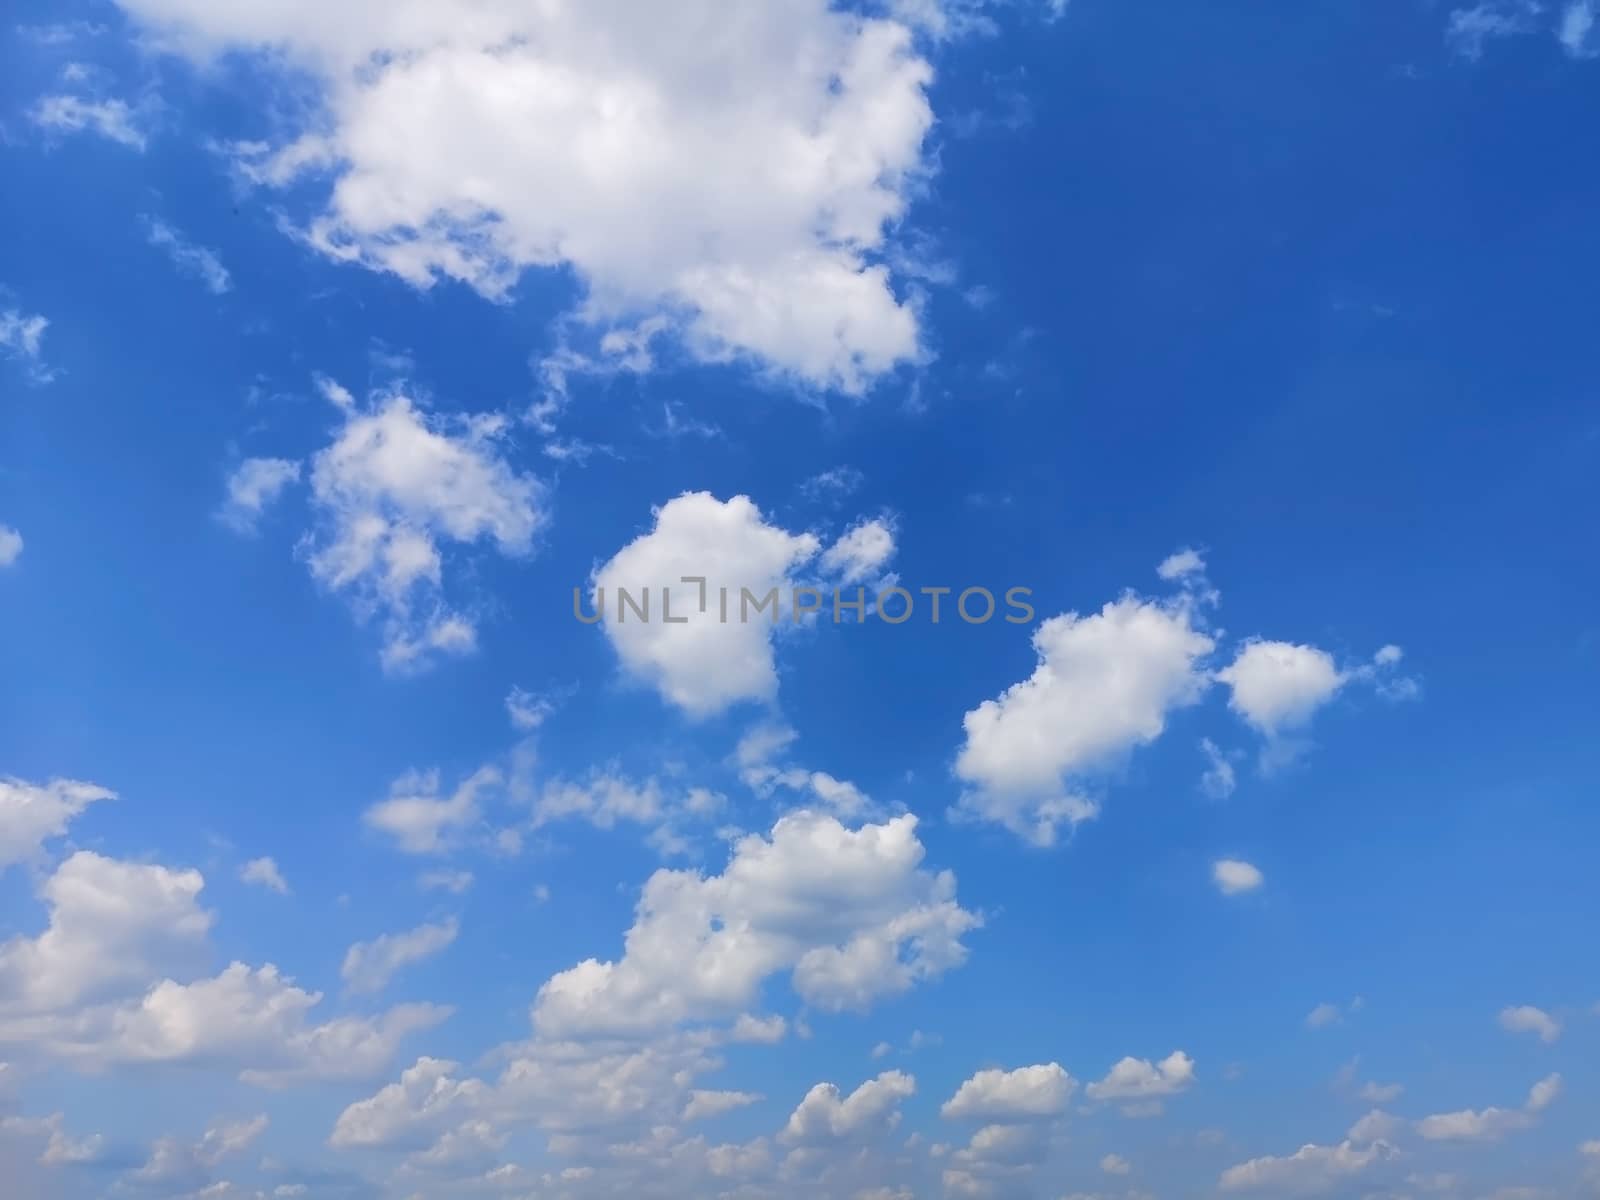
[1347,1109,1403,1145]
[0,777,115,870]
[1212,859,1263,895]
[1416,1074,1561,1141]
[218,458,300,533]
[533,809,978,1037]
[737,723,872,818]
[0,851,443,1085]
[683,1089,763,1122]
[98,962,450,1085]
[132,1115,268,1188]
[144,217,232,293]
[590,492,821,716]
[940,1063,1074,1120]
[0,525,21,567]
[1499,1004,1562,1043]
[1100,1152,1131,1175]
[1219,1138,1395,1193]
[1446,2,1541,60]
[29,94,148,149]
[342,919,459,995]
[238,856,289,895]
[1216,640,1344,737]
[819,517,897,585]
[954,592,1214,845]
[0,1111,106,1166]
[781,1071,915,1143]
[363,766,499,855]
[1085,1051,1196,1103]
[0,851,211,1015]
[111,0,941,392]
[304,386,546,672]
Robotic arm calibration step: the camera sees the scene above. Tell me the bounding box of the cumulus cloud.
[0,777,115,871]
[1219,1137,1395,1193]
[589,492,822,716]
[1416,1074,1561,1142]
[0,852,444,1084]
[940,1063,1074,1120]
[110,0,945,393]
[0,526,22,568]
[1499,1004,1562,1044]
[1216,640,1345,738]
[781,1071,915,1143]
[954,590,1214,845]
[533,809,978,1037]
[1084,1051,1196,1108]
[1212,859,1264,895]
[218,457,300,533]
[819,517,897,585]
[238,856,289,895]
[342,919,460,995]
[303,384,546,673]
[363,765,499,856]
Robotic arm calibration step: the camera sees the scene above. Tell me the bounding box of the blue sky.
[2,2,1598,1198]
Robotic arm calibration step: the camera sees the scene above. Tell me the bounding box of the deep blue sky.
[2,2,1597,1198]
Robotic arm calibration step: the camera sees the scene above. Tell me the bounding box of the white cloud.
[94,962,450,1085]
[1305,999,1361,1030]
[590,492,821,716]
[1446,2,1541,60]
[737,722,872,818]
[0,777,115,870]
[133,1115,268,1187]
[1416,1074,1561,1141]
[954,591,1214,845]
[683,1090,763,1122]
[1156,547,1205,581]
[533,809,978,1037]
[1216,640,1345,738]
[1100,1152,1131,1175]
[0,1112,106,1166]
[144,216,232,293]
[239,857,289,895]
[0,526,21,567]
[1360,1080,1405,1104]
[0,851,212,1016]
[1212,859,1264,896]
[1348,1109,1403,1145]
[505,686,559,732]
[1085,1051,1196,1104]
[29,94,148,149]
[363,765,498,855]
[0,851,444,1084]
[1219,1138,1395,1193]
[1198,737,1237,799]
[819,517,897,585]
[1499,1004,1562,1043]
[0,306,54,383]
[342,919,459,995]
[419,869,474,895]
[304,385,546,673]
[218,457,300,533]
[940,1063,1074,1120]
[111,0,943,393]
[1560,1,1599,55]
[781,1071,915,1143]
